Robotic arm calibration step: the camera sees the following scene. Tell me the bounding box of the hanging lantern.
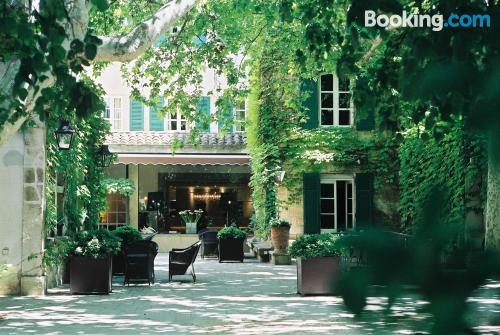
[55,120,75,150]
[96,145,113,168]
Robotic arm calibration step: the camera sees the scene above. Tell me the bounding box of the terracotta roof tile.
[105,131,246,147]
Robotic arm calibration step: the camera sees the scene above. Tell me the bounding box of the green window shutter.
[355,109,375,131]
[196,96,211,132]
[303,172,321,234]
[149,98,165,131]
[300,79,319,129]
[129,99,144,131]
[355,173,374,229]
[218,101,233,133]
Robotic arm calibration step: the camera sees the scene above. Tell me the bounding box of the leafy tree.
[0,0,201,146]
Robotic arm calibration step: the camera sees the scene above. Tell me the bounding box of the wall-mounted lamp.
[55,120,75,150]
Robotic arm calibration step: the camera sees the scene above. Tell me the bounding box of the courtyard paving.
[1,254,500,334]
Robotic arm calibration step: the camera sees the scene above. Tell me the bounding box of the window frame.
[100,193,129,229]
[165,109,189,132]
[103,96,123,131]
[233,99,247,133]
[320,174,356,233]
[319,74,354,127]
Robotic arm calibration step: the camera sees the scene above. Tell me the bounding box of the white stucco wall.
[94,62,234,133]
[0,133,25,294]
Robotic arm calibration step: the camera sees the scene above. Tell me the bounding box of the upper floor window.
[166,111,188,132]
[233,99,246,132]
[320,74,353,127]
[104,97,122,131]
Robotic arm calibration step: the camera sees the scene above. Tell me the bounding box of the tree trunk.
[485,132,500,249]
[0,0,201,147]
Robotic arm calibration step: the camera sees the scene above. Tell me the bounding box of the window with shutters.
[320,74,353,127]
[320,175,355,232]
[103,97,122,131]
[233,99,246,132]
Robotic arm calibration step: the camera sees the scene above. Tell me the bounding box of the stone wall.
[0,133,25,295]
[0,124,46,296]
[20,124,46,295]
[277,187,304,238]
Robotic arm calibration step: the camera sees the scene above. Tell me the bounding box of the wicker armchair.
[169,241,201,282]
[199,230,219,259]
[124,240,159,286]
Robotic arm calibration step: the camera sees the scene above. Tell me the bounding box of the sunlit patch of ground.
[0,254,499,334]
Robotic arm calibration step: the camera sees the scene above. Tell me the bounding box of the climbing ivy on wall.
[44,80,110,235]
[398,123,487,233]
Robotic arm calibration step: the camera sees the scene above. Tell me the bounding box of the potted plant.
[289,233,345,296]
[179,209,203,234]
[67,230,121,294]
[270,219,291,253]
[217,226,246,262]
[111,226,143,275]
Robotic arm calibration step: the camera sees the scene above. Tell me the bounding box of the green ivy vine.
[102,178,135,197]
[44,79,110,236]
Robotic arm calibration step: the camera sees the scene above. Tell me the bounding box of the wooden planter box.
[218,238,245,262]
[70,256,112,295]
[297,256,341,296]
[112,251,126,275]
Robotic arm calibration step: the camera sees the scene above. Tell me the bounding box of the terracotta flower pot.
[271,225,290,253]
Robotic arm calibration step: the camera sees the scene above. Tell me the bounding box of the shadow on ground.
[1,254,499,334]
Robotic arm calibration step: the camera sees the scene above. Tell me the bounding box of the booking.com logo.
[365,10,491,31]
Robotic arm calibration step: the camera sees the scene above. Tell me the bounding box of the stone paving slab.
[0,254,500,334]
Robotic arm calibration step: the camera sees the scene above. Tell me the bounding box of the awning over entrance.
[117,153,250,166]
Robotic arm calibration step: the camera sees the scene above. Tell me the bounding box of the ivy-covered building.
[275,74,399,237]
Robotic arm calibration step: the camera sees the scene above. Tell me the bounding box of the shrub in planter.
[217,226,246,262]
[111,226,143,275]
[67,230,121,294]
[289,234,345,296]
[270,219,291,253]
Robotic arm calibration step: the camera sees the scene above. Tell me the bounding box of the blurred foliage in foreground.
[338,188,500,334]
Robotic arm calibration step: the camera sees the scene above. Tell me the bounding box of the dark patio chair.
[199,230,219,259]
[124,240,159,286]
[169,241,201,282]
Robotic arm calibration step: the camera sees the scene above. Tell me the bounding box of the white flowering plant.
[68,230,122,259]
[178,209,204,224]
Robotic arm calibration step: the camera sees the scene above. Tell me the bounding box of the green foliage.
[43,238,70,272]
[67,230,121,259]
[269,218,290,228]
[102,178,135,197]
[398,124,487,233]
[45,79,110,234]
[0,0,106,133]
[111,226,142,246]
[289,233,344,259]
[217,226,247,240]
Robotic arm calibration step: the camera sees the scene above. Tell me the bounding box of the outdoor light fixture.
[55,120,75,150]
[275,170,286,183]
[193,193,222,200]
[96,145,114,168]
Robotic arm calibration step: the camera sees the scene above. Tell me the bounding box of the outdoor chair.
[124,240,159,286]
[169,241,201,282]
[199,230,219,259]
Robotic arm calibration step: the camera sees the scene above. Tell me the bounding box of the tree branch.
[95,0,202,62]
